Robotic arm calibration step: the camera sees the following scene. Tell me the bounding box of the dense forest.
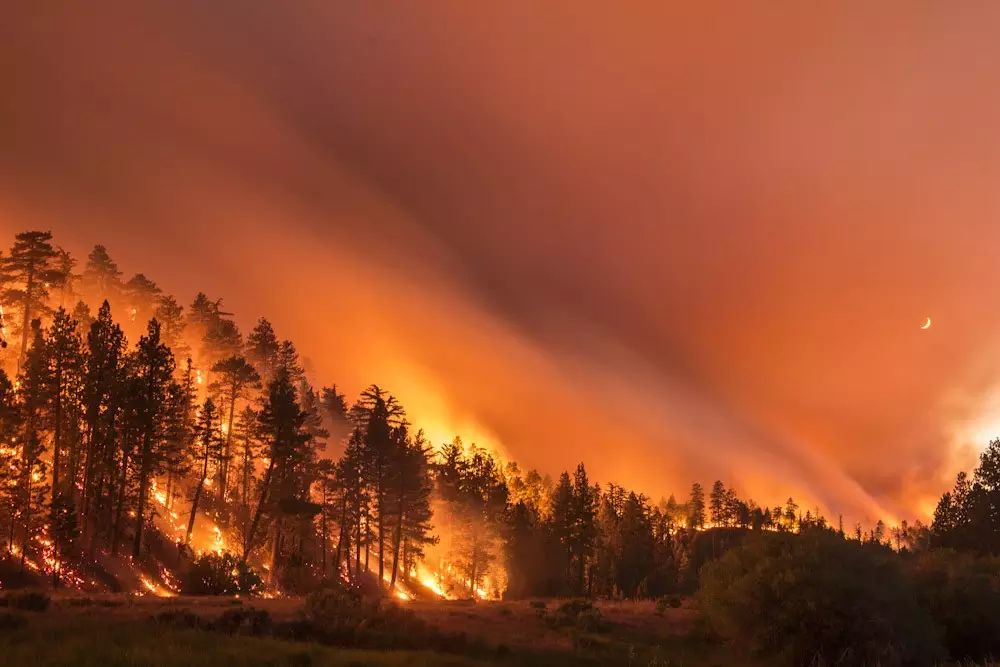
[0,229,842,600]
[2,230,1000,663]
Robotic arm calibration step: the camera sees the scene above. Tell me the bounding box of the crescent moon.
[920,317,932,330]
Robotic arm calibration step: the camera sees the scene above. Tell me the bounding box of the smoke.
[5,2,1000,522]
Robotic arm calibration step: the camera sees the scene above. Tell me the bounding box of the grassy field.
[0,594,760,666]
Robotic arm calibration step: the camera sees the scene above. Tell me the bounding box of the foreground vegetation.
[0,592,760,667]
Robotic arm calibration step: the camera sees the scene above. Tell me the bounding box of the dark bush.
[655,595,681,613]
[910,549,1000,662]
[181,553,262,595]
[0,610,26,631]
[699,530,944,666]
[152,608,209,630]
[5,590,50,612]
[529,600,546,609]
[214,607,272,636]
[302,583,470,652]
[545,599,608,633]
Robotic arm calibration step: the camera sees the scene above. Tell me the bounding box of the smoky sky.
[5,2,1000,521]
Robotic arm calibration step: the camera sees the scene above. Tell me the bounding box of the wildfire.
[414,565,451,599]
[139,575,175,597]
[211,525,226,554]
[196,369,204,385]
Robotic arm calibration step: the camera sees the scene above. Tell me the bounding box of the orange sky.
[4,2,1000,523]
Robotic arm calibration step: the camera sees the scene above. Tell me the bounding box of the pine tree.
[131,319,176,558]
[54,248,78,308]
[80,244,122,303]
[208,356,260,502]
[784,497,799,531]
[15,322,50,568]
[351,385,405,588]
[80,301,126,542]
[688,482,706,529]
[570,463,598,594]
[245,318,280,383]
[161,359,197,512]
[154,295,188,359]
[123,273,161,327]
[388,429,436,588]
[45,308,84,580]
[709,480,726,527]
[186,398,224,545]
[0,368,23,556]
[550,471,574,584]
[1,231,67,367]
[46,308,83,505]
[244,368,310,575]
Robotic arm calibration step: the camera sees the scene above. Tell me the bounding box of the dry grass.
[3,593,758,666]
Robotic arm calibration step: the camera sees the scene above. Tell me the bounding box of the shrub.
[699,530,944,666]
[214,607,272,636]
[152,608,209,630]
[545,599,608,633]
[910,550,1000,662]
[181,553,262,596]
[654,596,681,613]
[529,600,546,609]
[5,590,50,612]
[0,610,26,631]
[302,583,469,652]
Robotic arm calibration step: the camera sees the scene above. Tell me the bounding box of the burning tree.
[207,355,260,504]
[433,439,509,598]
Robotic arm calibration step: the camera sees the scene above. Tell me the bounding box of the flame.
[212,524,226,554]
[196,369,204,385]
[139,575,175,597]
[414,565,451,599]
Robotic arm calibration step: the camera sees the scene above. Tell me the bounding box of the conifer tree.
[131,319,175,558]
[186,398,223,545]
[244,368,309,573]
[123,273,161,327]
[245,318,280,383]
[208,355,260,501]
[688,482,706,529]
[389,429,436,588]
[709,480,726,527]
[80,244,122,303]
[2,231,67,367]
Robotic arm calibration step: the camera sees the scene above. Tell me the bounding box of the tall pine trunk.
[110,450,129,556]
[132,431,153,559]
[389,475,405,588]
[17,267,34,370]
[186,447,210,545]
[242,456,274,561]
[220,394,236,501]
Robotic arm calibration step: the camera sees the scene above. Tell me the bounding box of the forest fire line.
[0,229,930,602]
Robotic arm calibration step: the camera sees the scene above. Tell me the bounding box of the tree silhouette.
[2,231,66,368]
[688,482,706,529]
[208,355,260,502]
